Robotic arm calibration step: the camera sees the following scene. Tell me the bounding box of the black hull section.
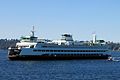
[8,55,110,60]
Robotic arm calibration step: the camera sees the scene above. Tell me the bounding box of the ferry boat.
[8,27,111,60]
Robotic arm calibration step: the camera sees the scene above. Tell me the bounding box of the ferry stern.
[8,47,21,60]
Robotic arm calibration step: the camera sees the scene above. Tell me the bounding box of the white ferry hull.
[8,48,110,60]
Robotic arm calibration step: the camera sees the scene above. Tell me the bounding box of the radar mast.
[31,26,35,37]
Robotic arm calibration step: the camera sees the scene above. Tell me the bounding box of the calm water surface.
[0,50,120,80]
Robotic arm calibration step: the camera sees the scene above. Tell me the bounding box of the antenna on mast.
[31,26,35,37]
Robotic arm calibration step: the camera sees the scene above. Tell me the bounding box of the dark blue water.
[0,50,120,80]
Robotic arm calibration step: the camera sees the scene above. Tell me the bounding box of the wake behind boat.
[108,57,120,61]
[8,27,111,60]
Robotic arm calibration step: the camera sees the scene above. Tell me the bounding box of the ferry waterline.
[8,27,111,60]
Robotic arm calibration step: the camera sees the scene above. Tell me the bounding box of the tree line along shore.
[0,39,19,50]
[0,39,120,51]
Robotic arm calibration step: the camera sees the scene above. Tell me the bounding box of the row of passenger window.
[42,46,105,49]
[33,50,107,52]
[49,54,102,56]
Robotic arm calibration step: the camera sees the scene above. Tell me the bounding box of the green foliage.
[0,39,19,49]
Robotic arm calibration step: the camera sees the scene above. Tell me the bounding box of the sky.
[0,0,120,42]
